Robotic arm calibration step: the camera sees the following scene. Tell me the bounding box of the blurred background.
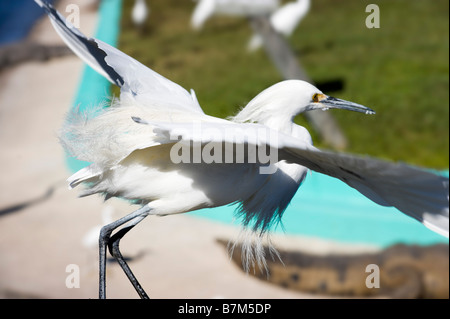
[0,0,448,299]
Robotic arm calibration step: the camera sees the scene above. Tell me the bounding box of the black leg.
[98,206,150,299]
[108,215,149,299]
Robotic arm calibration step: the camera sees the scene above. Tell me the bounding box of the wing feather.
[140,120,449,237]
[34,0,204,114]
[281,147,449,237]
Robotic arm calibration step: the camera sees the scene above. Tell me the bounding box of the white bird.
[35,0,449,299]
[131,0,149,31]
[248,0,311,51]
[191,0,279,30]
[82,205,114,249]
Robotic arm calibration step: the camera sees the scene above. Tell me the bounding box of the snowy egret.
[248,0,311,51]
[35,0,449,299]
[131,0,149,32]
[191,0,279,30]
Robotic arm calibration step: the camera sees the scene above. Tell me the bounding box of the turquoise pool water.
[66,0,122,174]
[67,0,448,248]
[191,171,448,247]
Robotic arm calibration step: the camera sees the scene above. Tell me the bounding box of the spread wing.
[136,119,449,238]
[34,0,204,114]
[281,146,449,238]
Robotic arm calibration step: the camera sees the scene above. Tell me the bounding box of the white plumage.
[35,0,449,299]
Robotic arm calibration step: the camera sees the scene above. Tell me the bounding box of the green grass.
[115,0,449,169]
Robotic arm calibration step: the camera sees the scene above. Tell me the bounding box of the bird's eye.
[312,93,320,102]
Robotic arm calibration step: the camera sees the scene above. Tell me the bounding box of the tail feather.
[67,164,102,189]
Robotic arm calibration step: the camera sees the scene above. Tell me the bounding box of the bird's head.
[233,80,375,130]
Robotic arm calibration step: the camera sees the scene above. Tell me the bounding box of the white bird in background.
[191,0,280,30]
[248,0,311,51]
[131,0,149,31]
[82,205,114,249]
[35,0,449,299]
